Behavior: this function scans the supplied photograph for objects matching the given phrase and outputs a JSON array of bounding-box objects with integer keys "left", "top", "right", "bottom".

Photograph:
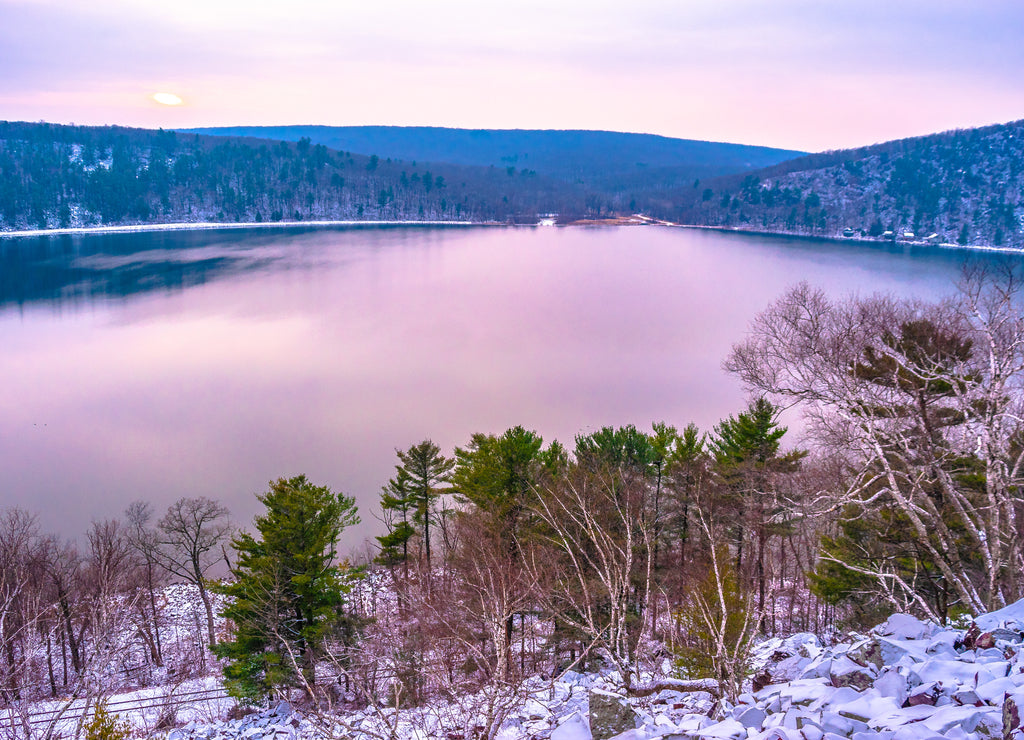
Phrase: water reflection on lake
[{"left": 0, "top": 225, "right": 1014, "bottom": 548}]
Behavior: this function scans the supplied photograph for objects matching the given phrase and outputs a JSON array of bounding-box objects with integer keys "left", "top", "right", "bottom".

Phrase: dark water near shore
[{"left": 0, "top": 225, "right": 1014, "bottom": 547}]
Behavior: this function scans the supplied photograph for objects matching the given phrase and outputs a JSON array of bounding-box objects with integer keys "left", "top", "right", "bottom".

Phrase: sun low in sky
[
  {"left": 151, "top": 92, "right": 184, "bottom": 106},
  {"left": 2, "top": 0, "right": 1023, "bottom": 152}
]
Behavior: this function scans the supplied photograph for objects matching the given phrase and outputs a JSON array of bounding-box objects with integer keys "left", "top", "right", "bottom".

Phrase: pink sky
[{"left": 2, "top": 0, "right": 1022, "bottom": 152}]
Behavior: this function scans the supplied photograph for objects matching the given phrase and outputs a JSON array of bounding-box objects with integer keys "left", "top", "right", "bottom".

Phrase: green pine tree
[
  {"left": 215, "top": 475, "right": 360, "bottom": 702},
  {"left": 452, "top": 426, "right": 544, "bottom": 540},
  {"left": 712, "top": 398, "right": 805, "bottom": 631},
  {"left": 376, "top": 467, "right": 416, "bottom": 575},
  {"left": 393, "top": 440, "right": 454, "bottom": 569},
  {"left": 451, "top": 426, "right": 547, "bottom": 672}
]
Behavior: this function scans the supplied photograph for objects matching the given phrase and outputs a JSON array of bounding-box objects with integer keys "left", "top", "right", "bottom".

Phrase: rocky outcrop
[{"left": 589, "top": 689, "right": 639, "bottom": 740}]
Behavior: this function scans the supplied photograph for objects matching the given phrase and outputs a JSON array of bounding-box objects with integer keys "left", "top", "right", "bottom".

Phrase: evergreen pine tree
[
  {"left": 215, "top": 475, "right": 360, "bottom": 702},
  {"left": 375, "top": 468, "right": 416, "bottom": 576},
  {"left": 451, "top": 426, "right": 546, "bottom": 670},
  {"left": 393, "top": 440, "right": 454, "bottom": 569},
  {"left": 712, "top": 398, "right": 805, "bottom": 631},
  {"left": 452, "top": 426, "right": 544, "bottom": 540}
]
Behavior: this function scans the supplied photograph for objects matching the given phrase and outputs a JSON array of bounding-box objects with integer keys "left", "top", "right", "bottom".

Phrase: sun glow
[{"left": 152, "top": 92, "right": 184, "bottom": 106}]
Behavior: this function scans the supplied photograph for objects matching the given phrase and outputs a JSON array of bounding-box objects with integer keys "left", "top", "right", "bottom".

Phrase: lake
[{"left": 0, "top": 224, "right": 1013, "bottom": 549}]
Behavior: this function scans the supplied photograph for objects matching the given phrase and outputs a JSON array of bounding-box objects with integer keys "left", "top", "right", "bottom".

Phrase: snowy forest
[
  {"left": 2, "top": 270, "right": 1024, "bottom": 740},
  {"left": 682, "top": 120, "right": 1024, "bottom": 249},
  {"left": 0, "top": 122, "right": 602, "bottom": 229},
  {"left": 4, "top": 118, "right": 1024, "bottom": 253}
]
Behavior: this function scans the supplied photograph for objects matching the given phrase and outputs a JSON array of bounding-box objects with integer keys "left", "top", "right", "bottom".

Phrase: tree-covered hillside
[
  {"left": 6, "top": 118, "right": 1023, "bottom": 251},
  {"left": 0, "top": 122, "right": 605, "bottom": 230},
  {"left": 680, "top": 118, "right": 1024, "bottom": 249},
  {"left": 182, "top": 125, "right": 805, "bottom": 189}
]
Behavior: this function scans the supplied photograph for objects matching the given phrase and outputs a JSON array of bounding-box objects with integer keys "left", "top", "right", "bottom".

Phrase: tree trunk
[
  {"left": 59, "top": 593, "right": 81, "bottom": 674},
  {"left": 45, "top": 628, "right": 57, "bottom": 697},
  {"left": 757, "top": 518, "right": 766, "bottom": 634},
  {"left": 196, "top": 577, "right": 217, "bottom": 648},
  {"left": 147, "top": 562, "right": 163, "bottom": 666}
]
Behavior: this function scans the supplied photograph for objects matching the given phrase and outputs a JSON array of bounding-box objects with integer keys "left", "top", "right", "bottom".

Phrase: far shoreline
[
  {"left": 0, "top": 219, "right": 486, "bottom": 239},
  {"left": 2, "top": 218, "right": 1022, "bottom": 257},
  {"left": 677, "top": 223, "right": 1024, "bottom": 257}
]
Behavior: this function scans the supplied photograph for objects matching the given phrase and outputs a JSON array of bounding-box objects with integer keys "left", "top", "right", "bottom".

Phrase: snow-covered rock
[
  {"left": 553, "top": 711, "right": 594, "bottom": 740},
  {"left": 590, "top": 690, "right": 640, "bottom": 740},
  {"left": 974, "top": 600, "right": 1024, "bottom": 633},
  {"left": 830, "top": 655, "right": 877, "bottom": 690},
  {"left": 874, "top": 614, "right": 939, "bottom": 642},
  {"left": 152, "top": 599, "right": 1024, "bottom": 740}
]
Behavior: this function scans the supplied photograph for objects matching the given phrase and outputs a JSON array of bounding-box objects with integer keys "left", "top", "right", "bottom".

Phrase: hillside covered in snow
[{"left": 678, "top": 119, "right": 1024, "bottom": 249}]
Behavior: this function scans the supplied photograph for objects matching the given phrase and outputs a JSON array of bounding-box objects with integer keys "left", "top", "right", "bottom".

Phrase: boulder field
[{"left": 168, "top": 600, "right": 1024, "bottom": 740}]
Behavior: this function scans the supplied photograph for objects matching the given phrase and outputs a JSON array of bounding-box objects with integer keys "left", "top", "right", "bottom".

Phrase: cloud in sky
[{"left": 1, "top": 0, "right": 1022, "bottom": 151}]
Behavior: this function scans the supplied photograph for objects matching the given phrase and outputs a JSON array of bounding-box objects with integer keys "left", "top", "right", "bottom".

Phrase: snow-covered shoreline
[
  {"left": 3, "top": 220, "right": 1022, "bottom": 259},
  {"left": 0, "top": 220, "right": 484, "bottom": 239},
  {"left": 679, "top": 224, "right": 1024, "bottom": 256}
]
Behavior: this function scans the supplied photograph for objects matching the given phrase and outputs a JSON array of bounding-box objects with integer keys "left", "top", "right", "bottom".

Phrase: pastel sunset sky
[{"left": 2, "top": 0, "right": 1022, "bottom": 152}]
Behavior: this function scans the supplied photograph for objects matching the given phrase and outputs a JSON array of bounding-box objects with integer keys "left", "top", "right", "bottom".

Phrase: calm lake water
[{"left": 0, "top": 225, "right": 1015, "bottom": 548}]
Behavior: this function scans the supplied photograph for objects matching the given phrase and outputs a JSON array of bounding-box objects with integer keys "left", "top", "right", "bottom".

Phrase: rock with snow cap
[
  {"left": 978, "top": 677, "right": 1019, "bottom": 704},
  {"left": 919, "top": 703, "right": 994, "bottom": 734},
  {"left": 954, "top": 688, "right": 982, "bottom": 706},
  {"left": 774, "top": 655, "right": 813, "bottom": 683},
  {"left": 874, "top": 669, "right": 909, "bottom": 707},
  {"left": 785, "top": 633, "right": 822, "bottom": 659},
  {"left": 774, "top": 678, "right": 832, "bottom": 707},
  {"left": 735, "top": 705, "right": 767, "bottom": 729},
  {"left": 890, "top": 724, "right": 946, "bottom": 740},
  {"left": 874, "top": 614, "right": 938, "bottom": 641},
  {"left": 975, "top": 598, "right": 1024, "bottom": 633},
  {"left": 1005, "top": 691, "right": 1024, "bottom": 740},
  {"left": 606, "top": 730, "right": 650, "bottom": 740},
  {"left": 992, "top": 628, "right": 1024, "bottom": 645},
  {"left": 829, "top": 655, "right": 877, "bottom": 691},
  {"left": 589, "top": 689, "right": 638, "bottom": 740},
  {"left": 817, "top": 709, "right": 868, "bottom": 737},
  {"left": 670, "top": 713, "right": 714, "bottom": 736},
  {"left": 978, "top": 633, "right": 1000, "bottom": 650},
  {"left": 696, "top": 718, "right": 747, "bottom": 740},
  {"left": 832, "top": 691, "right": 902, "bottom": 723},
  {"left": 653, "top": 689, "right": 689, "bottom": 707},
  {"left": 927, "top": 631, "right": 961, "bottom": 657},
  {"left": 799, "top": 655, "right": 833, "bottom": 681},
  {"left": 756, "top": 728, "right": 804, "bottom": 740},
  {"left": 848, "top": 639, "right": 885, "bottom": 670}
]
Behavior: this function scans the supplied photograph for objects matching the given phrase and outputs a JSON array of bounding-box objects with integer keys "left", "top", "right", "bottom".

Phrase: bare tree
[
  {"left": 154, "top": 498, "right": 231, "bottom": 648},
  {"left": 0, "top": 510, "right": 47, "bottom": 704},
  {"left": 673, "top": 510, "right": 760, "bottom": 706},
  {"left": 83, "top": 520, "right": 135, "bottom": 617},
  {"left": 527, "top": 464, "right": 655, "bottom": 691},
  {"left": 726, "top": 274, "right": 1024, "bottom": 617},
  {"left": 124, "top": 502, "right": 165, "bottom": 667},
  {"left": 40, "top": 538, "right": 84, "bottom": 681}
]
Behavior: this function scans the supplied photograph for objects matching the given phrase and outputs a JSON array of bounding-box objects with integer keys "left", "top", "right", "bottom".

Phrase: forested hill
[
  {"left": 0, "top": 121, "right": 608, "bottom": 231},
  {"left": 678, "top": 118, "right": 1024, "bottom": 249},
  {"left": 181, "top": 125, "right": 806, "bottom": 190},
  {"left": 8, "top": 118, "right": 1022, "bottom": 247}
]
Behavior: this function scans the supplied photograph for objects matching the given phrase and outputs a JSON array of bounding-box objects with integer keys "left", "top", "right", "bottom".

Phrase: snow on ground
[
  {"left": 153, "top": 602, "right": 1024, "bottom": 740},
  {"left": 0, "top": 677, "right": 230, "bottom": 738},
  {"left": 12, "top": 590, "right": 1024, "bottom": 740}
]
